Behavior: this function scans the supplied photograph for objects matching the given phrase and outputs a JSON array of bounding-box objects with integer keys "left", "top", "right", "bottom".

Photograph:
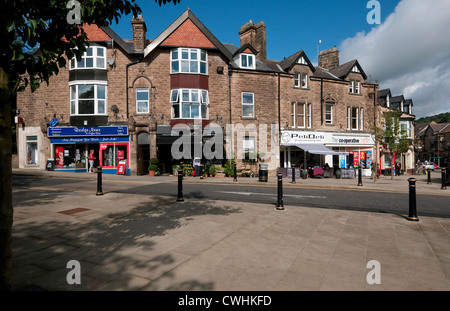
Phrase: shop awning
[{"left": 284, "top": 144, "right": 349, "bottom": 155}]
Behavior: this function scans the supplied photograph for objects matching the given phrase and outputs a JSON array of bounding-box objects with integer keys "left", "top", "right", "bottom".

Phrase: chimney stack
[
  {"left": 131, "top": 14, "right": 147, "bottom": 51},
  {"left": 238, "top": 20, "right": 267, "bottom": 62},
  {"left": 318, "top": 47, "right": 340, "bottom": 70}
]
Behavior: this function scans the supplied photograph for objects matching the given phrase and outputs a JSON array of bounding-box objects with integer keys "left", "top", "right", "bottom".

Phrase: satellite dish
[{"left": 107, "top": 58, "right": 115, "bottom": 66}]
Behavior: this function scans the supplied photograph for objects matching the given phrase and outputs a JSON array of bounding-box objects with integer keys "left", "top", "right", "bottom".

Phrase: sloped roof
[
  {"left": 329, "top": 59, "right": 368, "bottom": 80},
  {"left": 311, "top": 67, "right": 341, "bottom": 80},
  {"left": 378, "top": 88, "right": 391, "bottom": 98},
  {"left": 144, "top": 9, "right": 232, "bottom": 60},
  {"left": 276, "top": 50, "right": 316, "bottom": 73},
  {"left": 390, "top": 95, "right": 405, "bottom": 103},
  {"left": 224, "top": 43, "right": 279, "bottom": 72}
]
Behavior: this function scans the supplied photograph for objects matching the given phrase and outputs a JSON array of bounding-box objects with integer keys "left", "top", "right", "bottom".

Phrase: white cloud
[{"left": 339, "top": 0, "right": 450, "bottom": 118}]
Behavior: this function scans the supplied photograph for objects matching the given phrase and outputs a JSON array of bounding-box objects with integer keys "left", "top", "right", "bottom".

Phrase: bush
[
  {"left": 208, "top": 165, "right": 216, "bottom": 176},
  {"left": 148, "top": 164, "right": 158, "bottom": 171},
  {"left": 150, "top": 158, "right": 159, "bottom": 165}
]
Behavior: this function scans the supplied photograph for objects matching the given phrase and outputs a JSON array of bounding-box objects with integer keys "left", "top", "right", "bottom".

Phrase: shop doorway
[
  {"left": 87, "top": 144, "right": 100, "bottom": 170},
  {"left": 137, "top": 132, "right": 150, "bottom": 175}
]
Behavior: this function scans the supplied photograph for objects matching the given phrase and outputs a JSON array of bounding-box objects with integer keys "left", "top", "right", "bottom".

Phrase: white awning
[{"left": 283, "top": 144, "right": 349, "bottom": 155}]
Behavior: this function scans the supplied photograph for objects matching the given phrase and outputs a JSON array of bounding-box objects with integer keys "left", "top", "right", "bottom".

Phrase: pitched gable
[{"left": 161, "top": 18, "right": 215, "bottom": 49}]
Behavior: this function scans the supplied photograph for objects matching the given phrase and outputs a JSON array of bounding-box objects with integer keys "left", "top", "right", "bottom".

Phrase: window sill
[
  {"left": 241, "top": 116, "right": 257, "bottom": 120},
  {"left": 294, "top": 86, "right": 310, "bottom": 90}
]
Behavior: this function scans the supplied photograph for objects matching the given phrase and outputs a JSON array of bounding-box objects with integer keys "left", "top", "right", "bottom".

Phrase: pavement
[{"left": 10, "top": 168, "right": 450, "bottom": 291}]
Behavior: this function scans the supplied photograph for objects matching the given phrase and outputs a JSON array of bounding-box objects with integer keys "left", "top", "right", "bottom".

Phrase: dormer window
[
  {"left": 240, "top": 53, "right": 255, "bottom": 69},
  {"left": 297, "top": 56, "right": 307, "bottom": 65},
  {"left": 70, "top": 46, "right": 106, "bottom": 70},
  {"left": 351, "top": 65, "right": 360, "bottom": 73}
]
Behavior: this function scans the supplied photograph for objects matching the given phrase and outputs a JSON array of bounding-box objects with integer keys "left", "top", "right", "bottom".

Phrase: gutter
[{"left": 125, "top": 57, "right": 143, "bottom": 118}]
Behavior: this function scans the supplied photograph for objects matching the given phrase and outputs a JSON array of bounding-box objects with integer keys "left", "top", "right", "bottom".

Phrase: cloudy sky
[
  {"left": 339, "top": 0, "right": 450, "bottom": 118},
  {"left": 112, "top": 0, "right": 449, "bottom": 119}
]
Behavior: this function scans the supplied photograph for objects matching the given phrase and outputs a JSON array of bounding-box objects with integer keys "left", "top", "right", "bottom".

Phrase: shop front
[
  {"left": 48, "top": 126, "right": 130, "bottom": 174},
  {"left": 280, "top": 130, "right": 375, "bottom": 176}
]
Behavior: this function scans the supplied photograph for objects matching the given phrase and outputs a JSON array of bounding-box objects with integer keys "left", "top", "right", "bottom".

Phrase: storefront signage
[
  {"left": 48, "top": 117, "right": 59, "bottom": 127},
  {"left": 281, "top": 131, "right": 375, "bottom": 146},
  {"left": 48, "top": 126, "right": 128, "bottom": 137},
  {"left": 50, "top": 137, "right": 129, "bottom": 144}
]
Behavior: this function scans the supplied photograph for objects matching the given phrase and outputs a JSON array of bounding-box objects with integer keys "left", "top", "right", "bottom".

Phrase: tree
[
  {"left": 0, "top": 0, "right": 180, "bottom": 291},
  {"left": 382, "top": 110, "right": 412, "bottom": 179}
]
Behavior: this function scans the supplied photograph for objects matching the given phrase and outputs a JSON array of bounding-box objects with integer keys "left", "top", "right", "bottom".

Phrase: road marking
[{"left": 216, "top": 191, "right": 326, "bottom": 199}]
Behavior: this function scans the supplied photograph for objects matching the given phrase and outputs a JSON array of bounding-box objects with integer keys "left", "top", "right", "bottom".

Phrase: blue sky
[{"left": 109, "top": 0, "right": 450, "bottom": 118}]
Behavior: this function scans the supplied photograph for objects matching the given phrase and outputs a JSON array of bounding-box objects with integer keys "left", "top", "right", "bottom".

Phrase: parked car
[{"left": 420, "top": 161, "right": 436, "bottom": 171}]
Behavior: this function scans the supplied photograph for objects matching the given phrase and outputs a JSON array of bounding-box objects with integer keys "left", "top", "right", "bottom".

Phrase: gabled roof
[
  {"left": 144, "top": 9, "right": 232, "bottom": 60},
  {"left": 428, "top": 122, "right": 450, "bottom": 134},
  {"left": 311, "top": 66, "right": 341, "bottom": 80},
  {"left": 100, "top": 26, "right": 143, "bottom": 55},
  {"left": 377, "top": 88, "right": 391, "bottom": 98},
  {"left": 278, "top": 50, "right": 315, "bottom": 73},
  {"left": 404, "top": 99, "right": 413, "bottom": 106},
  {"left": 224, "top": 43, "right": 279, "bottom": 73},
  {"left": 232, "top": 43, "right": 258, "bottom": 57},
  {"left": 390, "top": 95, "right": 405, "bottom": 103},
  {"left": 329, "top": 59, "right": 368, "bottom": 80}
]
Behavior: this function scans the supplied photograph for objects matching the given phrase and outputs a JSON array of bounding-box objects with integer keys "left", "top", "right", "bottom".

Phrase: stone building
[{"left": 16, "top": 9, "right": 382, "bottom": 177}]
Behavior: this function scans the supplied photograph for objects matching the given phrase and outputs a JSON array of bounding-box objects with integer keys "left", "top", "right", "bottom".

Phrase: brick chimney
[
  {"left": 131, "top": 14, "right": 147, "bottom": 51},
  {"left": 318, "top": 47, "right": 340, "bottom": 70},
  {"left": 238, "top": 20, "right": 267, "bottom": 61}
]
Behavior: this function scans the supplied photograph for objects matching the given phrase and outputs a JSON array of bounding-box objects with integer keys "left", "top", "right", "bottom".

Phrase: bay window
[
  {"left": 70, "top": 46, "right": 106, "bottom": 70},
  {"left": 170, "top": 89, "right": 209, "bottom": 119},
  {"left": 171, "top": 48, "right": 208, "bottom": 74},
  {"left": 70, "top": 83, "right": 107, "bottom": 115}
]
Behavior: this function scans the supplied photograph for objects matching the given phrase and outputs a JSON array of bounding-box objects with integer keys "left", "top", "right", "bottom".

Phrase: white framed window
[
  {"left": 347, "top": 107, "right": 363, "bottom": 131},
  {"left": 294, "top": 73, "right": 308, "bottom": 88},
  {"left": 401, "top": 121, "right": 412, "bottom": 138},
  {"left": 136, "top": 88, "right": 149, "bottom": 114},
  {"left": 325, "top": 103, "right": 333, "bottom": 124},
  {"left": 171, "top": 48, "right": 208, "bottom": 74},
  {"left": 26, "top": 136, "right": 38, "bottom": 165},
  {"left": 240, "top": 53, "right": 255, "bottom": 69},
  {"left": 170, "top": 89, "right": 208, "bottom": 119},
  {"left": 242, "top": 92, "right": 254, "bottom": 117},
  {"left": 69, "top": 83, "right": 107, "bottom": 115},
  {"left": 70, "top": 46, "right": 106, "bottom": 70},
  {"left": 291, "top": 102, "right": 311, "bottom": 129},
  {"left": 349, "top": 80, "right": 361, "bottom": 94},
  {"left": 243, "top": 136, "right": 256, "bottom": 159}
]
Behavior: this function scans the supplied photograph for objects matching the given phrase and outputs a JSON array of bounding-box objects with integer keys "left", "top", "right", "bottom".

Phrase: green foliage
[
  {"left": 150, "top": 157, "right": 159, "bottom": 165},
  {"left": 416, "top": 112, "right": 450, "bottom": 124}
]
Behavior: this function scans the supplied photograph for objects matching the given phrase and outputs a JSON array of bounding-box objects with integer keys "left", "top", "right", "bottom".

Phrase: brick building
[{"left": 16, "top": 9, "right": 381, "bottom": 176}]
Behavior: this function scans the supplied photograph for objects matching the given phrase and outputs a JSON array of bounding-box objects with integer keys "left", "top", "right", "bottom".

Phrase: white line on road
[{"left": 216, "top": 191, "right": 326, "bottom": 199}]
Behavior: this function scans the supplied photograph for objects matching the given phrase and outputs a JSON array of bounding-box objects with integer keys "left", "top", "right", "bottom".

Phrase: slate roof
[{"left": 329, "top": 59, "right": 368, "bottom": 80}]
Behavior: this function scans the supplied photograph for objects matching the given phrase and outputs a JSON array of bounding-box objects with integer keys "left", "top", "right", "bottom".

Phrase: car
[{"left": 420, "top": 161, "right": 436, "bottom": 171}]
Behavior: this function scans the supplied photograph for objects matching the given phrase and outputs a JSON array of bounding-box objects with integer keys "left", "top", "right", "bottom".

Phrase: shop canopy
[{"left": 284, "top": 144, "right": 349, "bottom": 155}]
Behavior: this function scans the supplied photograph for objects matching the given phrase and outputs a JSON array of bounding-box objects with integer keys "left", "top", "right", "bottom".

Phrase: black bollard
[
  {"left": 442, "top": 168, "right": 447, "bottom": 190},
  {"left": 96, "top": 166, "right": 103, "bottom": 195},
  {"left": 407, "top": 178, "right": 419, "bottom": 221},
  {"left": 200, "top": 164, "right": 203, "bottom": 180},
  {"left": 291, "top": 167, "right": 296, "bottom": 184},
  {"left": 427, "top": 169, "right": 431, "bottom": 184},
  {"left": 358, "top": 167, "right": 363, "bottom": 186},
  {"left": 276, "top": 173, "right": 284, "bottom": 210},
  {"left": 177, "top": 168, "right": 184, "bottom": 202},
  {"left": 233, "top": 164, "right": 237, "bottom": 182}
]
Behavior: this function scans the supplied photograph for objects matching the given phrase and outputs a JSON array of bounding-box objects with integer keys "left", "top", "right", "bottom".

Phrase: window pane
[
  {"left": 242, "top": 105, "right": 253, "bottom": 117},
  {"left": 242, "top": 93, "right": 253, "bottom": 104},
  {"left": 201, "top": 90, "right": 208, "bottom": 103},
  {"left": 71, "top": 100, "right": 76, "bottom": 114},
  {"left": 190, "top": 60, "right": 198, "bottom": 73},
  {"left": 96, "top": 57, "right": 105, "bottom": 68},
  {"left": 71, "top": 86, "right": 76, "bottom": 100},
  {"left": 182, "top": 103, "right": 190, "bottom": 118},
  {"left": 172, "top": 61, "right": 179, "bottom": 73},
  {"left": 191, "top": 103, "right": 199, "bottom": 118},
  {"left": 77, "top": 58, "right": 85, "bottom": 68},
  {"left": 172, "top": 49, "right": 178, "bottom": 60},
  {"left": 182, "top": 90, "right": 190, "bottom": 102},
  {"left": 181, "top": 49, "right": 189, "bottom": 60},
  {"left": 97, "top": 47, "right": 104, "bottom": 57},
  {"left": 98, "top": 100, "right": 105, "bottom": 114},
  {"left": 137, "top": 101, "right": 148, "bottom": 113},
  {"left": 190, "top": 50, "right": 198, "bottom": 60},
  {"left": 301, "top": 74, "right": 307, "bottom": 87},
  {"left": 86, "top": 47, "right": 93, "bottom": 57},
  {"left": 248, "top": 55, "right": 253, "bottom": 67},
  {"left": 137, "top": 89, "right": 148, "bottom": 101},
  {"left": 181, "top": 60, "right": 189, "bottom": 72},
  {"left": 97, "top": 85, "right": 106, "bottom": 99},
  {"left": 201, "top": 50, "right": 207, "bottom": 61},
  {"left": 78, "top": 100, "right": 95, "bottom": 114},
  {"left": 85, "top": 58, "right": 94, "bottom": 68},
  {"left": 78, "top": 85, "right": 94, "bottom": 99},
  {"left": 241, "top": 55, "right": 247, "bottom": 67},
  {"left": 201, "top": 104, "right": 207, "bottom": 119},
  {"left": 191, "top": 90, "right": 199, "bottom": 102},
  {"left": 170, "top": 89, "right": 179, "bottom": 102},
  {"left": 200, "top": 62, "right": 207, "bottom": 74}
]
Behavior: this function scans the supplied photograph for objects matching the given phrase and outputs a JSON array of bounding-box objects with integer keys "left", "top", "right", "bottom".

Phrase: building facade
[{"left": 17, "top": 9, "right": 387, "bottom": 176}]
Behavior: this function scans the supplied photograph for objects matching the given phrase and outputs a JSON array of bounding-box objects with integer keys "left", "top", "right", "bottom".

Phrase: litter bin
[
  {"left": 259, "top": 164, "right": 268, "bottom": 182},
  {"left": 46, "top": 158, "right": 55, "bottom": 171}
]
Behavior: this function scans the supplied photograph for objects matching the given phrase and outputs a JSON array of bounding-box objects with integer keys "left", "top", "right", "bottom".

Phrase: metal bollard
[
  {"left": 200, "top": 164, "right": 203, "bottom": 180},
  {"left": 276, "top": 173, "right": 284, "bottom": 210},
  {"left": 442, "top": 168, "right": 447, "bottom": 190},
  {"left": 233, "top": 164, "right": 237, "bottom": 182},
  {"left": 358, "top": 167, "right": 363, "bottom": 186},
  {"left": 96, "top": 166, "right": 103, "bottom": 195},
  {"left": 407, "top": 178, "right": 419, "bottom": 221},
  {"left": 427, "top": 169, "right": 431, "bottom": 184},
  {"left": 177, "top": 168, "right": 184, "bottom": 202},
  {"left": 291, "top": 167, "right": 296, "bottom": 184}
]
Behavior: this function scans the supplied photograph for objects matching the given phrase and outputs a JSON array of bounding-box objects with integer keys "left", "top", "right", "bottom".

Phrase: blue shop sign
[
  {"left": 48, "top": 118, "right": 59, "bottom": 127},
  {"left": 50, "top": 136, "right": 130, "bottom": 144},
  {"left": 48, "top": 126, "right": 128, "bottom": 137}
]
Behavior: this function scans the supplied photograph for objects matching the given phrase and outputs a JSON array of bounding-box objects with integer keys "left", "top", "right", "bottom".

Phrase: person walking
[
  {"left": 88, "top": 149, "right": 96, "bottom": 173},
  {"left": 193, "top": 156, "right": 201, "bottom": 177}
]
